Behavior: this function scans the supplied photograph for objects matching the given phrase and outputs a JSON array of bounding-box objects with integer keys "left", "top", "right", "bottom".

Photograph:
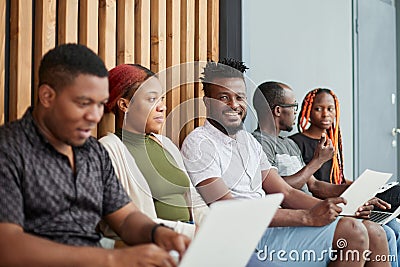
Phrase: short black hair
[
  {"left": 253, "top": 81, "right": 288, "bottom": 113},
  {"left": 38, "top": 43, "right": 108, "bottom": 91},
  {"left": 200, "top": 58, "right": 248, "bottom": 97}
]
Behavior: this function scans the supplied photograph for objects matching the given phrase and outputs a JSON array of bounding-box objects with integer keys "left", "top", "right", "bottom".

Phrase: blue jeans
[
  {"left": 256, "top": 219, "right": 339, "bottom": 267},
  {"left": 383, "top": 219, "right": 400, "bottom": 267}
]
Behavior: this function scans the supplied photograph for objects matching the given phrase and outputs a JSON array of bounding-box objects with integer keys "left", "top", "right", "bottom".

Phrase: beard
[
  {"left": 208, "top": 111, "right": 247, "bottom": 136},
  {"left": 285, "top": 125, "right": 293, "bottom": 132},
  {"left": 208, "top": 118, "right": 244, "bottom": 136}
]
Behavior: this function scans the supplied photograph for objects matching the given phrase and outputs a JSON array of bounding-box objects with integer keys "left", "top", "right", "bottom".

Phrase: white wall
[{"left": 242, "top": 0, "right": 354, "bottom": 179}]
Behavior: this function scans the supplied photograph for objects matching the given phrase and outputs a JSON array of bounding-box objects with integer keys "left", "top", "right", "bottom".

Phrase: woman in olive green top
[{"left": 104, "top": 64, "right": 196, "bottom": 224}]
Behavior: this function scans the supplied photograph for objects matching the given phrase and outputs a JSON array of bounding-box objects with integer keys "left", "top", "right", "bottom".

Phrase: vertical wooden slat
[
  {"left": 79, "top": 0, "right": 99, "bottom": 137},
  {"left": 0, "top": 0, "right": 5, "bottom": 124},
  {"left": 179, "top": 0, "right": 195, "bottom": 145},
  {"left": 58, "top": 0, "right": 78, "bottom": 44},
  {"left": 135, "top": 0, "right": 151, "bottom": 68},
  {"left": 117, "top": 0, "right": 134, "bottom": 64},
  {"left": 150, "top": 0, "right": 166, "bottom": 73},
  {"left": 79, "top": 0, "right": 99, "bottom": 52},
  {"left": 207, "top": 0, "right": 218, "bottom": 61},
  {"left": 9, "top": 0, "right": 32, "bottom": 121},
  {"left": 98, "top": 0, "right": 117, "bottom": 138},
  {"left": 194, "top": 0, "right": 207, "bottom": 127},
  {"left": 165, "top": 0, "right": 180, "bottom": 144},
  {"left": 150, "top": 0, "right": 167, "bottom": 137},
  {"left": 34, "top": 0, "right": 56, "bottom": 105}
]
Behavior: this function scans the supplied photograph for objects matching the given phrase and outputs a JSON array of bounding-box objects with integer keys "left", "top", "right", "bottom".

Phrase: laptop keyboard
[{"left": 370, "top": 211, "right": 392, "bottom": 223}]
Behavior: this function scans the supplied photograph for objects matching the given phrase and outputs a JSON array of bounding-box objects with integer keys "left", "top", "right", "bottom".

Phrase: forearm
[
  {"left": 116, "top": 210, "right": 157, "bottom": 245},
  {"left": 282, "top": 158, "right": 324, "bottom": 190},
  {"left": 281, "top": 187, "right": 321, "bottom": 210},
  {"left": 308, "top": 180, "right": 349, "bottom": 199},
  {"left": 269, "top": 209, "right": 312, "bottom": 227},
  {"left": 0, "top": 226, "right": 113, "bottom": 267}
]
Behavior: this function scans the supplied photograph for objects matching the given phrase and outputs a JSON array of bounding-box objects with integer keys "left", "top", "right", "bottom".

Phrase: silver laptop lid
[
  {"left": 338, "top": 169, "right": 392, "bottom": 216},
  {"left": 179, "top": 193, "right": 284, "bottom": 267}
]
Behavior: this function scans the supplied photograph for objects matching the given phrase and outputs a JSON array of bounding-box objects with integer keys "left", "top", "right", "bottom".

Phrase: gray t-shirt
[{"left": 252, "top": 129, "right": 312, "bottom": 195}]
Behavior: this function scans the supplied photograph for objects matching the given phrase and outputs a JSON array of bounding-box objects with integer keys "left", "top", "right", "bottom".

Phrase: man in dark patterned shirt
[{"left": 0, "top": 44, "right": 189, "bottom": 266}]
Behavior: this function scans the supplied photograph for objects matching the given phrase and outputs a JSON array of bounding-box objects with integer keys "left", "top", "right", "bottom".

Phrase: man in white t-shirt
[{"left": 181, "top": 59, "right": 390, "bottom": 267}]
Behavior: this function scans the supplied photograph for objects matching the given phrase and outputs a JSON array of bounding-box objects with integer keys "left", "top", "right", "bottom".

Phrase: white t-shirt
[{"left": 181, "top": 120, "right": 275, "bottom": 199}]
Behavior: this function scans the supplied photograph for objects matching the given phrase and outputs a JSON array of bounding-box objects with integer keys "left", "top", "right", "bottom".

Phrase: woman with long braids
[
  {"left": 290, "top": 88, "right": 344, "bottom": 185},
  {"left": 290, "top": 88, "right": 400, "bottom": 206},
  {"left": 291, "top": 88, "right": 400, "bottom": 267}
]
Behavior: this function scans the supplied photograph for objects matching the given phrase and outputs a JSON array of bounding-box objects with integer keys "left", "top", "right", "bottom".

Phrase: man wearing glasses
[{"left": 252, "top": 81, "right": 349, "bottom": 198}]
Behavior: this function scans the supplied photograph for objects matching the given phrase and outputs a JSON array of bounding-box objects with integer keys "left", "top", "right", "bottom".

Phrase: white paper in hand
[{"left": 338, "top": 169, "right": 392, "bottom": 216}]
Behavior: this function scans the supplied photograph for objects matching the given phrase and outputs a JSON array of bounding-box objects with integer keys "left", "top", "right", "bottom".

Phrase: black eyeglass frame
[{"left": 276, "top": 102, "right": 299, "bottom": 111}]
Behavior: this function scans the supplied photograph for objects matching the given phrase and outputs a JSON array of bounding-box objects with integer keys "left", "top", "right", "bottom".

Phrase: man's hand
[
  {"left": 306, "top": 197, "right": 346, "bottom": 226},
  {"left": 313, "top": 133, "right": 334, "bottom": 164},
  {"left": 111, "top": 244, "right": 178, "bottom": 267},
  {"left": 355, "top": 197, "right": 391, "bottom": 219},
  {"left": 153, "top": 226, "right": 191, "bottom": 260}
]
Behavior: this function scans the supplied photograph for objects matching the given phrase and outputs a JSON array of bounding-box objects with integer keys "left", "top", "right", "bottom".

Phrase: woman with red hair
[
  {"left": 291, "top": 88, "right": 400, "bottom": 267},
  {"left": 99, "top": 64, "right": 207, "bottom": 245}
]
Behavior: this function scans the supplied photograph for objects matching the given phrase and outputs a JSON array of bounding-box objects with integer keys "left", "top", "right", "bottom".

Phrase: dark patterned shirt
[{"left": 0, "top": 109, "right": 131, "bottom": 246}]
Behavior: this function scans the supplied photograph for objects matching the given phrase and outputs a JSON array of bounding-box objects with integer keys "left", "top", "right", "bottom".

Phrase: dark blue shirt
[{"left": 0, "top": 109, "right": 130, "bottom": 246}]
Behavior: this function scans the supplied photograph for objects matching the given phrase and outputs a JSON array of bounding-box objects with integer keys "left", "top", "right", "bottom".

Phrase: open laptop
[
  {"left": 368, "top": 181, "right": 400, "bottom": 225},
  {"left": 338, "top": 169, "right": 393, "bottom": 224},
  {"left": 178, "top": 193, "right": 284, "bottom": 267},
  {"left": 369, "top": 206, "right": 400, "bottom": 225}
]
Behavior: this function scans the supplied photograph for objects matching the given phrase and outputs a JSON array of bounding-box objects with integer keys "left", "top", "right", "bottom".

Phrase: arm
[
  {"left": 282, "top": 133, "right": 334, "bottom": 189},
  {"left": 104, "top": 202, "right": 190, "bottom": 253},
  {"left": 195, "top": 177, "right": 234, "bottom": 204},
  {"left": 0, "top": 222, "right": 178, "bottom": 267},
  {"left": 307, "top": 176, "right": 349, "bottom": 199},
  {"left": 0, "top": 222, "right": 113, "bottom": 267},
  {"left": 262, "top": 168, "right": 321, "bottom": 209},
  {"left": 262, "top": 168, "right": 346, "bottom": 227}
]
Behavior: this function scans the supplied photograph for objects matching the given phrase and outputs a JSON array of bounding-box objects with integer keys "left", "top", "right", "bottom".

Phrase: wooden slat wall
[
  {"left": 179, "top": 0, "right": 195, "bottom": 145},
  {"left": 9, "top": 0, "right": 32, "bottom": 121},
  {"left": 194, "top": 0, "right": 207, "bottom": 128},
  {"left": 135, "top": 0, "right": 151, "bottom": 68},
  {"left": 116, "top": 0, "right": 134, "bottom": 65},
  {"left": 79, "top": 0, "right": 99, "bottom": 137},
  {"left": 98, "top": 0, "right": 117, "bottom": 138},
  {"left": 58, "top": 0, "right": 79, "bottom": 44},
  {"left": 34, "top": 0, "right": 57, "bottom": 106},
  {"left": 0, "top": 0, "right": 5, "bottom": 125},
  {"left": 1, "top": 0, "right": 219, "bottom": 144}
]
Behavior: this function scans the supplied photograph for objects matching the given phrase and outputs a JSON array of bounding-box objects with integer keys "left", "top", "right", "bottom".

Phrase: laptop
[
  {"left": 369, "top": 206, "right": 400, "bottom": 225},
  {"left": 338, "top": 169, "right": 392, "bottom": 218},
  {"left": 369, "top": 181, "right": 400, "bottom": 225},
  {"left": 178, "top": 193, "right": 284, "bottom": 267}
]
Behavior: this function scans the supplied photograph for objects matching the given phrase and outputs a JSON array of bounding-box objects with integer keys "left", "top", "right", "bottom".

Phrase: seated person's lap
[{"left": 256, "top": 218, "right": 340, "bottom": 266}]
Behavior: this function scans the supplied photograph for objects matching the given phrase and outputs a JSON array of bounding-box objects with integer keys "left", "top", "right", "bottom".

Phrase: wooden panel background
[{"left": 1, "top": 0, "right": 219, "bottom": 145}]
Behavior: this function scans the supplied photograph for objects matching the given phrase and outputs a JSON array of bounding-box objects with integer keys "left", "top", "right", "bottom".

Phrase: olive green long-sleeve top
[{"left": 118, "top": 129, "right": 190, "bottom": 222}]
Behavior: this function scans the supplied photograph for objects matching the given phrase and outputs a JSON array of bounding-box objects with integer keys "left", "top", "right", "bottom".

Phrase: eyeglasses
[{"left": 277, "top": 102, "right": 298, "bottom": 112}]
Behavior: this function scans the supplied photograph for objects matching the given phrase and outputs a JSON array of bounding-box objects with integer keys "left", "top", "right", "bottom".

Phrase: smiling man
[
  {"left": 0, "top": 44, "right": 189, "bottom": 267},
  {"left": 180, "top": 59, "right": 390, "bottom": 266}
]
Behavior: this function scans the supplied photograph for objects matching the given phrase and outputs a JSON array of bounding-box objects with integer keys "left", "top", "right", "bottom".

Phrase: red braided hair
[
  {"left": 106, "top": 64, "right": 154, "bottom": 114},
  {"left": 297, "top": 88, "right": 344, "bottom": 184}
]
